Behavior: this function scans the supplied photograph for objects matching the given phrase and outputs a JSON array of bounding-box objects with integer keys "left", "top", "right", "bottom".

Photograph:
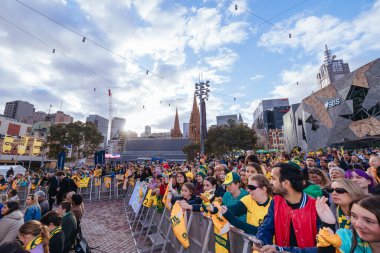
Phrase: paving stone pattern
[{"left": 81, "top": 199, "right": 138, "bottom": 253}]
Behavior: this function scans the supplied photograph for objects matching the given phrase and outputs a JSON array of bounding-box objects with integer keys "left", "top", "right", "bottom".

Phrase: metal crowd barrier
[
  {"left": 0, "top": 176, "right": 126, "bottom": 206},
  {"left": 122, "top": 182, "right": 257, "bottom": 253}
]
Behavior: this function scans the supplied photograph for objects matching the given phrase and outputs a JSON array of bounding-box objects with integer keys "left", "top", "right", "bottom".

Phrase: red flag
[{"left": 108, "top": 89, "right": 112, "bottom": 96}]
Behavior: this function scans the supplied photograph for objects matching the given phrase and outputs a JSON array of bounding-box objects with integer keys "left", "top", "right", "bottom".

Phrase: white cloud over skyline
[{"left": 1, "top": 0, "right": 380, "bottom": 135}]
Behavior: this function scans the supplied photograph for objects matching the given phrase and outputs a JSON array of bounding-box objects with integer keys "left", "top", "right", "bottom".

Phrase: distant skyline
[{"left": 1, "top": 0, "right": 380, "bottom": 133}]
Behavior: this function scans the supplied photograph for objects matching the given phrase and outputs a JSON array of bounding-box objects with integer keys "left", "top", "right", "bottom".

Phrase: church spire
[
  {"left": 189, "top": 94, "right": 200, "bottom": 143},
  {"left": 171, "top": 107, "right": 182, "bottom": 138}
]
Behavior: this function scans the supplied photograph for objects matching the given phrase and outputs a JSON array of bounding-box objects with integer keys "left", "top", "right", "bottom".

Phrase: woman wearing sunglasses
[
  {"left": 219, "top": 174, "right": 273, "bottom": 235},
  {"left": 316, "top": 178, "right": 365, "bottom": 230},
  {"left": 317, "top": 195, "right": 380, "bottom": 253}
]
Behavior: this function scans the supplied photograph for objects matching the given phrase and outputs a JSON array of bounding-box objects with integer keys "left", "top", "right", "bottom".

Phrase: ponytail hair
[
  {"left": 41, "top": 224, "right": 50, "bottom": 253},
  {"left": 19, "top": 220, "right": 50, "bottom": 253}
]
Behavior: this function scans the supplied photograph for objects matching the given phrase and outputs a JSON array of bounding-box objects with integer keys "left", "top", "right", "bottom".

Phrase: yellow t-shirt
[{"left": 240, "top": 195, "right": 272, "bottom": 227}]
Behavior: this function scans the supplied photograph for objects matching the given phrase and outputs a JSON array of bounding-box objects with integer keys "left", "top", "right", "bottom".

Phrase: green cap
[{"left": 223, "top": 172, "right": 241, "bottom": 185}]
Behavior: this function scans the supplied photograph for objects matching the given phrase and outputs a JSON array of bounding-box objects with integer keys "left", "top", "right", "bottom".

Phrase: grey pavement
[{"left": 81, "top": 199, "right": 138, "bottom": 253}]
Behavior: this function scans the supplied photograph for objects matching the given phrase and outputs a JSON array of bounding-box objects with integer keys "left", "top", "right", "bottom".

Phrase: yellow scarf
[
  {"left": 25, "top": 236, "right": 42, "bottom": 250},
  {"left": 50, "top": 226, "right": 62, "bottom": 238}
]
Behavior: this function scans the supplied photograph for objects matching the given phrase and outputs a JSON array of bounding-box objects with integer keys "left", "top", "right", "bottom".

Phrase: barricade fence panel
[{"left": 122, "top": 181, "right": 256, "bottom": 253}]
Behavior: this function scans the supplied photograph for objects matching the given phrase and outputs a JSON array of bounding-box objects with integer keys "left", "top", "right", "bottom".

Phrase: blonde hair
[
  {"left": 27, "top": 193, "right": 40, "bottom": 207},
  {"left": 333, "top": 178, "right": 365, "bottom": 201},
  {"left": 19, "top": 220, "right": 50, "bottom": 253}
]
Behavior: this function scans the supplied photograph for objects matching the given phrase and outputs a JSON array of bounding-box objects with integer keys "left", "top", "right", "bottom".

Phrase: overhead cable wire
[
  {"left": 0, "top": 15, "right": 116, "bottom": 87},
  {"left": 257, "top": 0, "right": 307, "bottom": 25},
  {"left": 233, "top": 2, "right": 292, "bottom": 36},
  {"left": 13, "top": 0, "right": 163, "bottom": 79}
]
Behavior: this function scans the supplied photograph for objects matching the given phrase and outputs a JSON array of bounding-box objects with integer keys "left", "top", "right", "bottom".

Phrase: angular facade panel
[{"left": 284, "top": 58, "right": 380, "bottom": 151}]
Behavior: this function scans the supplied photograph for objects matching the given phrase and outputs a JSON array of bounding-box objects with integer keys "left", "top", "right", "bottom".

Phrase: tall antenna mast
[{"left": 59, "top": 99, "right": 63, "bottom": 111}]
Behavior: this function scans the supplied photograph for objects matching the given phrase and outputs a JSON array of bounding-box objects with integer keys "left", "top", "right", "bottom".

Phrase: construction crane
[{"left": 107, "top": 89, "right": 113, "bottom": 146}]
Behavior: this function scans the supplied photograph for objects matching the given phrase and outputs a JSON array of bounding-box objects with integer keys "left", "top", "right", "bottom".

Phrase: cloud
[
  {"left": 258, "top": 0, "right": 380, "bottom": 59},
  {"left": 259, "top": 0, "right": 380, "bottom": 103},
  {"left": 0, "top": 0, "right": 251, "bottom": 134},
  {"left": 250, "top": 74, "right": 264, "bottom": 82},
  {"left": 270, "top": 64, "right": 318, "bottom": 103}
]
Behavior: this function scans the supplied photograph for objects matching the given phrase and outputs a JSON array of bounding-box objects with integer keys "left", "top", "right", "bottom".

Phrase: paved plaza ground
[{"left": 81, "top": 199, "right": 138, "bottom": 253}]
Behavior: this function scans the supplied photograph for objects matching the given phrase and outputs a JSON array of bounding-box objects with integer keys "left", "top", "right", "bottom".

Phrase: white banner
[{"left": 128, "top": 181, "right": 148, "bottom": 214}]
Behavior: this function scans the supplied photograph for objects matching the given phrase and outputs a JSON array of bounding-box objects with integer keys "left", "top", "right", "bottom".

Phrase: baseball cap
[
  {"left": 185, "top": 172, "right": 194, "bottom": 180},
  {"left": 223, "top": 172, "right": 240, "bottom": 185}
]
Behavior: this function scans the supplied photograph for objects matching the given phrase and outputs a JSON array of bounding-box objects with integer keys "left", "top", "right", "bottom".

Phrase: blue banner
[{"left": 58, "top": 151, "right": 66, "bottom": 170}]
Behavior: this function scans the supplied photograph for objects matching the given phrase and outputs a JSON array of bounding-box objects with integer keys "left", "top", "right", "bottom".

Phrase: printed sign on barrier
[{"left": 128, "top": 181, "right": 148, "bottom": 214}]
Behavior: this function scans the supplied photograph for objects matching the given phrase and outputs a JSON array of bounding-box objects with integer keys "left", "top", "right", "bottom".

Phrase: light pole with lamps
[{"left": 195, "top": 80, "right": 210, "bottom": 155}]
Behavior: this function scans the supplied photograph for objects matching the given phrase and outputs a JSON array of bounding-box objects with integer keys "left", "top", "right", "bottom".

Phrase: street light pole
[{"left": 195, "top": 80, "right": 210, "bottom": 155}]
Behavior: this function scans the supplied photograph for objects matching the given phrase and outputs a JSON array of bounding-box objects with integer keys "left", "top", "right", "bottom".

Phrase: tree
[
  {"left": 47, "top": 121, "right": 103, "bottom": 161},
  {"left": 182, "top": 142, "right": 200, "bottom": 161},
  {"left": 205, "top": 120, "right": 258, "bottom": 158}
]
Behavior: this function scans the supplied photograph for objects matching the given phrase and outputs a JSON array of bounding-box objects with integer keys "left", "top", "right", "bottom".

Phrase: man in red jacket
[{"left": 253, "top": 162, "right": 319, "bottom": 253}]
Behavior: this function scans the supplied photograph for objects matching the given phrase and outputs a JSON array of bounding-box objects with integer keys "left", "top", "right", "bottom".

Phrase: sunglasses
[
  {"left": 247, "top": 184, "right": 262, "bottom": 191},
  {"left": 325, "top": 187, "right": 348, "bottom": 194}
]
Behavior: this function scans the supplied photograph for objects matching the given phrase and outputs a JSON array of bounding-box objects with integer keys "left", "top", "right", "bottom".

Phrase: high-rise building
[
  {"left": 182, "top": 123, "right": 189, "bottom": 138},
  {"left": 50, "top": 111, "right": 73, "bottom": 124},
  {"left": 3, "top": 100, "right": 35, "bottom": 121},
  {"left": 171, "top": 108, "right": 182, "bottom": 138},
  {"left": 189, "top": 95, "right": 200, "bottom": 143},
  {"left": 216, "top": 114, "right": 238, "bottom": 126},
  {"left": 86, "top": 114, "right": 109, "bottom": 147},
  {"left": 253, "top": 99, "right": 290, "bottom": 130},
  {"left": 317, "top": 45, "right": 350, "bottom": 89},
  {"left": 24, "top": 111, "right": 47, "bottom": 125},
  {"left": 110, "top": 117, "right": 126, "bottom": 140}
]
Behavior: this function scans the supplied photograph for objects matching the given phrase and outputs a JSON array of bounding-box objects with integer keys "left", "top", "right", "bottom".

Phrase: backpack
[{"left": 75, "top": 226, "right": 91, "bottom": 253}]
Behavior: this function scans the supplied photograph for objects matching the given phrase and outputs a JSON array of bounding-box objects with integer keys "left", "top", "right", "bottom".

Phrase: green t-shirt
[{"left": 222, "top": 188, "right": 248, "bottom": 222}]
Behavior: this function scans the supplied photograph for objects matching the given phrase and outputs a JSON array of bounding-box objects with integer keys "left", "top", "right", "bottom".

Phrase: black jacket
[
  {"left": 48, "top": 176, "right": 59, "bottom": 196},
  {"left": 57, "top": 177, "right": 78, "bottom": 204},
  {"left": 50, "top": 230, "right": 65, "bottom": 253}
]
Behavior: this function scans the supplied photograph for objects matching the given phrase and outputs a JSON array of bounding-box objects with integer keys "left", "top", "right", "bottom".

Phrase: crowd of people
[
  {"left": 0, "top": 168, "right": 84, "bottom": 253},
  {"left": 123, "top": 147, "right": 380, "bottom": 252},
  {"left": 1, "top": 146, "right": 380, "bottom": 252}
]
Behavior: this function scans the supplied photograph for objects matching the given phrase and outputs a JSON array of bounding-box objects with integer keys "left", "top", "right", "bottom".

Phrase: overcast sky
[{"left": 1, "top": 0, "right": 379, "bottom": 134}]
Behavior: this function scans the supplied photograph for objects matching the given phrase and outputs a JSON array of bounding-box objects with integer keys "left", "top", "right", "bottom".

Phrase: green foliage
[
  {"left": 182, "top": 142, "right": 200, "bottom": 161},
  {"left": 205, "top": 120, "right": 258, "bottom": 158},
  {"left": 47, "top": 121, "right": 103, "bottom": 161}
]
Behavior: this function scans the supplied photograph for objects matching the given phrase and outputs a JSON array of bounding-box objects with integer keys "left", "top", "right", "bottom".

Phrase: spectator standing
[
  {"left": 40, "top": 211, "right": 65, "bottom": 253},
  {"left": 47, "top": 173, "right": 59, "bottom": 211},
  {"left": 221, "top": 172, "right": 248, "bottom": 221},
  {"left": 71, "top": 194, "right": 84, "bottom": 226},
  {"left": 35, "top": 191, "right": 49, "bottom": 217},
  {"left": 8, "top": 189, "right": 19, "bottom": 202},
  {"left": 222, "top": 174, "right": 273, "bottom": 234},
  {"left": 57, "top": 201, "right": 77, "bottom": 253},
  {"left": 328, "top": 167, "right": 345, "bottom": 181},
  {"left": 346, "top": 169, "right": 376, "bottom": 195},
  {"left": 57, "top": 172, "right": 77, "bottom": 205},
  {"left": 317, "top": 178, "right": 365, "bottom": 230},
  {"left": 0, "top": 194, "right": 8, "bottom": 219},
  {"left": 0, "top": 201, "right": 24, "bottom": 244},
  {"left": 24, "top": 194, "right": 42, "bottom": 222},
  {"left": 18, "top": 220, "right": 49, "bottom": 253},
  {"left": 253, "top": 163, "right": 319, "bottom": 252}
]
